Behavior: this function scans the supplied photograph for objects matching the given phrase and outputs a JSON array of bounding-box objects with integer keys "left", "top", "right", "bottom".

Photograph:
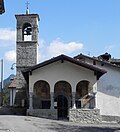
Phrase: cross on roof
[
  {"left": 26, "top": 1, "right": 30, "bottom": 9},
  {"left": 26, "top": 1, "right": 30, "bottom": 14}
]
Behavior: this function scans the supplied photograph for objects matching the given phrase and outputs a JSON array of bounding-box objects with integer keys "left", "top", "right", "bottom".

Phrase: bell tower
[
  {"left": 15, "top": 13, "right": 39, "bottom": 68},
  {"left": 15, "top": 9, "right": 39, "bottom": 106}
]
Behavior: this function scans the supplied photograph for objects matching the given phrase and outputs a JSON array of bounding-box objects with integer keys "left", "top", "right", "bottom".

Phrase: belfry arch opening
[{"left": 22, "top": 23, "right": 32, "bottom": 41}]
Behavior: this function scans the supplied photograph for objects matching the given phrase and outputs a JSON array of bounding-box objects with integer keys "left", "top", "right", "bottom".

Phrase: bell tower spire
[{"left": 26, "top": 1, "right": 30, "bottom": 14}]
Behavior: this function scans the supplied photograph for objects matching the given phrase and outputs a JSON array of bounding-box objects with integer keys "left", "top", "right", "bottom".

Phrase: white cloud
[
  {"left": 0, "top": 28, "right": 16, "bottom": 48},
  {"left": 38, "top": 38, "right": 84, "bottom": 62},
  {"left": 4, "top": 38, "right": 84, "bottom": 63},
  {"left": 0, "top": 28, "right": 16, "bottom": 41},
  {"left": 48, "top": 39, "right": 83, "bottom": 57},
  {"left": 39, "top": 39, "right": 46, "bottom": 49},
  {"left": 4, "top": 50, "right": 16, "bottom": 62}
]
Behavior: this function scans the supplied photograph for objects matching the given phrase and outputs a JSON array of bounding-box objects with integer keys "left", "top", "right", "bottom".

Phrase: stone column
[
  {"left": 93, "top": 93, "right": 96, "bottom": 108},
  {"left": 72, "top": 92, "right": 76, "bottom": 109},
  {"left": 50, "top": 92, "right": 54, "bottom": 109},
  {"left": 93, "top": 84, "right": 97, "bottom": 108},
  {"left": 29, "top": 92, "right": 33, "bottom": 110},
  {"left": 81, "top": 99, "right": 83, "bottom": 108}
]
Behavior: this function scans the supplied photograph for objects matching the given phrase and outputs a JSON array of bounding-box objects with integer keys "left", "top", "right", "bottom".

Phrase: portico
[{"left": 23, "top": 54, "right": 106, "bottom": 121}]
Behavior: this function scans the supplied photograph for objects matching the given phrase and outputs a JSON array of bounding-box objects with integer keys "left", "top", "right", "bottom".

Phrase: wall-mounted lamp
[{"left": 11, "top": 63, "right": 16, "bottom": 70}]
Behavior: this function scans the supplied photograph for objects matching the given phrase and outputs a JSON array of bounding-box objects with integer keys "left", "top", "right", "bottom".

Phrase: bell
[{"left": 25, "top": 27, "right": 32, "bottom": 35}]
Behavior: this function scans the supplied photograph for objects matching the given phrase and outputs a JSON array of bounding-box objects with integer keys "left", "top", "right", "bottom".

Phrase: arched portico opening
[
  {"left": 55, "top": 95, "right": 68, "bottom": 119},
  {"left": 33, "top": 80, "right": 50, "bottom": 109},
  {"left": 76, "top": 80, "right": 90, "bottom": 108},
  {"left": 54, "top": 81, "right": 72, "bottom": 119}
]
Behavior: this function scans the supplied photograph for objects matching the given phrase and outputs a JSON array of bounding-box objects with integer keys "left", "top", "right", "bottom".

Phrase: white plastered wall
[
  {"left": 29, "top": 60, "right": 97, "bottom": 95},
  {"left": 83, "top": 57, "right": 120, "bottom": 116},
  {"left": 96, "top": 65, "right": 120, "bottom": 116}
]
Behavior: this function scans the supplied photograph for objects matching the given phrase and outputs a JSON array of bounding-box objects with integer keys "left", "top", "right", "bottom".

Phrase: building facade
[
  {"left": 22, "top": 55, "right": 106, "bottom": 123},
  {"left": 9, "top": 11, "right": 120, "bottom": 123}
]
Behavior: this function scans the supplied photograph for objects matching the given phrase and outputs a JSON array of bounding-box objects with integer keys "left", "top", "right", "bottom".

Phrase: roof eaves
[
  {"left": 65, "top": 55, "right": 106, "bottom": 73},
  {"left": 22, "top": 54, "right": 107, "bottom": 80},
  {"left": 74, "top": 54, "right": 120, "bottom": 69}
]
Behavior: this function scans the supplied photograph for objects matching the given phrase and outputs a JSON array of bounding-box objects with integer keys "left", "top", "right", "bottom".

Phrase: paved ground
[{"left": 0, "top": 115, "right": 119, "bottom": 132}]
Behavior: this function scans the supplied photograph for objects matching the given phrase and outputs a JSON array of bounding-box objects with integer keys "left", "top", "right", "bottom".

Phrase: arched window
[{"left": 22, "top": 23, "right": 32, "bottom": 41}]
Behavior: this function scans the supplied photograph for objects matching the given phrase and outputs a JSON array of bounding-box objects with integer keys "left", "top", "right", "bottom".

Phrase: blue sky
[{"left": 1, "top": 0, "right": 120, "bottom": 78}]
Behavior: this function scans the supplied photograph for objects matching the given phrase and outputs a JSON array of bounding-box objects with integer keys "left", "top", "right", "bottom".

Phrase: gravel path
[{"left": 0, "top": 115, "right": 119, "bottom": 132}]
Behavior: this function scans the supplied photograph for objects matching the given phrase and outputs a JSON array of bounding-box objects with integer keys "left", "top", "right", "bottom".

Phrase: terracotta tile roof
[
  {"left": 74, "top": 54, "right": 120, "bottom": 68},
  {"left": 22, "top": 54, "right": 107, "bottom": 81}
]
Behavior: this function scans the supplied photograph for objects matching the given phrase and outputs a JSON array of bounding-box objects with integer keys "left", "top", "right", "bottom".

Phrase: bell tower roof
[{"left": 15, "top": 13, "right": 40, "bottom": 21}]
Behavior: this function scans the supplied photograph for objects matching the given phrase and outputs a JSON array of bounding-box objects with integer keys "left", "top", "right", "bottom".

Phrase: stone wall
[
  {"left": 69, "top": 109, "right": 102, "bottom": 124},
  {"left": 17, "top": 42, "right": 37, "bottom": 67},
  {"left": 27, "top": 109, "right": 57, "bottom": 119},
  {"left": 15, "top": 14, "right": 39, "bottom": 107}
]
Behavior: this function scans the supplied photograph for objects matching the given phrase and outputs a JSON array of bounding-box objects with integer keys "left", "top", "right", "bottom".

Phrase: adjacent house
[{"left": 74, "top": 53, "right": 120, "bottom": 122}]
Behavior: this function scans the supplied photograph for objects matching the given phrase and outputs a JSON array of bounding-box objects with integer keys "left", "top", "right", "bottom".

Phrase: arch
[
  {"left": 76, "top": 80, "right": 90, "bottom": 108},
  {"left": 33, "top": 80, "right": 50, "bottom": 109},
  {"left": 76, "top": 80, "right": 90, "bottom": 99},
  {"left": 54, "top": 80, "right": 72, "bottom": 98},
  {"left": 22, "top": 22, "right": 32, "bottom": 41},
  {"left": 54, "top": 81, "right": 72, "bottom": 119}
]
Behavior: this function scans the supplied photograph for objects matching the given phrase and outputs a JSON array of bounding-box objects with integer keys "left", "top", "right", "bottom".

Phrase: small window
[{"left": 93, "top": 60, "right": 96, "bottom": 65}]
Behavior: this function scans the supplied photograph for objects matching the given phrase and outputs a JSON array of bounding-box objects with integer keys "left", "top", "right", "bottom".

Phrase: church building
[{"left": 9, "top": 9, "right": 120, "bottom": 124}]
